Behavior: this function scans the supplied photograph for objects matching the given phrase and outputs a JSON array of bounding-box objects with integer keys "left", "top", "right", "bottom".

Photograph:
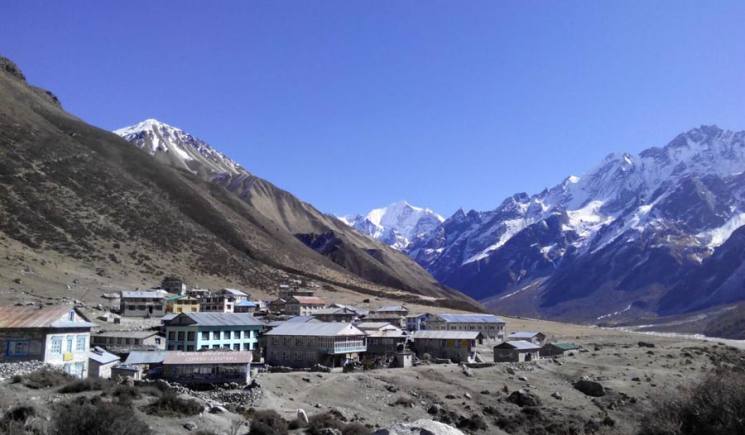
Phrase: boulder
[
  {"left": 638, "top": 341, "right": 656, "bottom": 348},
  {"left": 574, "top": 379, "right": 606, "bottom": 397},
  {"left": 183, "top": 422, "right": 197, "bottom": 431},
  {"left": 373, "top": 419, "right": 466, "bottom": 435},
  {"left": 506, "top": 389, "right": 541, "bottom": 407}
]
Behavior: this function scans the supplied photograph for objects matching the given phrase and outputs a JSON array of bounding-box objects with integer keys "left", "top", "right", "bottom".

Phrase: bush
[
  {"left": 58, "top": 378, "right": 109, "bottom": 394},
  {"left": 342, "top": 422, "right": 372, "bottom": 435},
  {"left": 0, "top": 405, "right": 37, "bottom": 434},
  {"left": 639, "top": 369, "right": 745, "bottom": 435},
  {"left": 143, "top": 392, "right": 202, "bottom": 417},
  {"left": 51, "top": 396, "right": 151, "bottom": 435},
  {"left": 390, "top": 396, "right": 415, "bottom": 407},
  {"left": 248, "top": 409, "right": 288, "bottom": 435},
  {"left": 306, "top": 412, "right": 346, "bottom": 435},
  {"left": 13, "top": 368, "right": 73, "bottom": 389}
]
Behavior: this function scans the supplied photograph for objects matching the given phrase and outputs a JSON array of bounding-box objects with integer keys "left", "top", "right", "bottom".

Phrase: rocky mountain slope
[
  {"left": 339, "top": 201, "right": 444, "bottom": 250},
  {"left": 407, "top": 125, "right": 745, "bottom": 324},
  {"left": 0, "top": 56, "right": 478, "bottom": 310}
]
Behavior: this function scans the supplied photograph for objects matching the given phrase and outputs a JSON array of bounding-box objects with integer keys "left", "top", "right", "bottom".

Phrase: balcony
[{"left": 328, "top": 340, "right": 366, "bottom": 354}]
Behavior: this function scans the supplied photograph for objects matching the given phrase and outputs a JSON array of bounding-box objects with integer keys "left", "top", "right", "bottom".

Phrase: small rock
[
  {"left": 518, "top": 376, "right": 528, "bottom": 382},
  {"left": 506, "top": 389, "right": 541, "bottom": 407},
  {"left": 183, "top": 422, "right": 197, "bottom": 431},
  {"left": 551, "top": 391, "right": 563, "bottom": 400},
  {"left": 302, "top": 377, "right": 311, "bottom": 383},
  {"left": 463, "top": 393, "right": 471, "bottom": 400},
  {"left": 638, "top": 341, "right": 656, "bottom": 348}
]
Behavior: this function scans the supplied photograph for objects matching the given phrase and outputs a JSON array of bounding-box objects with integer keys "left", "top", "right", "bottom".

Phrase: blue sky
[{"left": 2, "top": 1, "right": 745, "bottom": 217}]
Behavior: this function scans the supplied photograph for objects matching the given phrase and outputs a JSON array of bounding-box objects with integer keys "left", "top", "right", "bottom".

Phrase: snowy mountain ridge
[
  {"left": 406, "top": 125, "right": 745, "bottom": 322},
  {"left": 340, "top": 201, "right": 444, "bottom": 250},
  {"left": 114, "top": 119, "right": 244, "bottom": 176}
]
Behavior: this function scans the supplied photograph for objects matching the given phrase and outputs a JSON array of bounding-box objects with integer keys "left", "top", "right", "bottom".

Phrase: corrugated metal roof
[
  {"left": 121, "top": 290, "right": 166, "bottom": 299},
  {"left": 508, "top": 331, "right": 542, "bottom": 339},
  {"left": 220, "top": 288, "right": 248, "bottom": 296},
  {"left": 235, "top": 300, "right": 258, "bottom": 307},
  {"left": 163, "top": 351, "right": 253, "bottom": 365},
  {"left": 289, "top": 296, "right": 326, "bottom": 305},
  {"left": 547, "top": 342, "right": 578, "bottom": 351},
  {"left": 0, "top": 305, "right": 91, "bottom": 329},
  {"left": 356, "top": 322, "right": 394, "bottom": 330},
  {"left": 94, "top": 330, "right": 160, "bottom": 339},
  {"left": 167, "top": 312, "right": 264, "bottom": 327},
  {"left": 374, "top": 305, "right": 408, "bottom": 312},
  {"left": 495, "top": 340, "right": 541, "bottom": 350},
  {"left": 412, "top": 330, "right": 482, "bottom": 340},
  {"left": 265, "top": 322, "right": 365, "bottom": 337},
  {"left": 433, "top": 313, "right": 505, "bottom": 324},
  {"left": 89, "top": 347, "right": 120, "bottom": 364},
  {"left": 124, "top": 351, "right": 167, "bottom": 365}
]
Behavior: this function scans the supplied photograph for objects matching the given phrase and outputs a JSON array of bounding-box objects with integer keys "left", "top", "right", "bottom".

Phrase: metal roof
[
  {"left": 163, "top": 351, "right": 253, "bottom": 365},
  {"left": 374, "top": 305, "right": 408, "bottom": 312},
  {"left": 124, "top": 351, "right": 168, "bottom": 365},
  {"left": 412, "top": 330, "right": 482, "bottom": 340},
  {"left": 356, "top": 322, "right": 394, "bottom": 330},
  {"left": 508, "top": 331, "right": 543, "bottom": 339},
  {"left": 289, "top": 296, "right": 327, "bottom": 305},
  {"left": 89, "top": 347, "right": 120, "bottom": 365},
  {"left": 166, "top": 312, "right": 264, "bottom": 327},
  {"left": 121, "top": 290, "right": 166, "bottom": 299},
  {"left": 220, "top": 288, "right": 248, "bottom": 296},
  {"left": 546, "top": 342, "right": 578, "bottom": 350},
  {"left": 0, "top": 305, "right": 92, "bottom": 329},
  {"left": 94, "top": 330, "right": 160, "bottom": 338},
  {"left": 235, "top": 300, "right": 258, "bottom": 307},
  {"left": 265, "top": 322, "right": 365, "bottom": 337},
  {"left": 494, "top": 340, "right": 541, "bottom": 351},
  {"left": 432, "top": 313, "right": 505, "bottom": 324}
]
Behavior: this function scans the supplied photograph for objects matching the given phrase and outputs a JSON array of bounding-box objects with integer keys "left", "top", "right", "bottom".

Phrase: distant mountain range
[
  {"left": 0, "top": 55, "right": 478, "bottom": 311},
  {"left": 339, "top": 201, "right": 443, "bottom": 250},
  {"left": 350, "top": 126, "right": 745, "bottom": 334}
]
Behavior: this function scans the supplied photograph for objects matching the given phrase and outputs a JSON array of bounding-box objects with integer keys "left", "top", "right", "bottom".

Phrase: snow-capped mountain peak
[
  {"left": 340, "top": 201, "right": 444, "bottom": 250},
  {"left": 114, "top": 119, "right": 244, "bottom": 176}
]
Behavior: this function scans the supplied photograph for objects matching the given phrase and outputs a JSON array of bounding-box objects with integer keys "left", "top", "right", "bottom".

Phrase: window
[
  {"left": 186, "top": 345, "right": 194, "bottom": 351},
  {"left": 225, "top": 331, "right": 232, "bottom": 340},
  {"left": 223, "top": 344, "right": 230, "bottom": 349},
  {"left": 66, "top": 336, "right": 74, "bottom": 353},
  {"left": 187, "top": 332, "right": 195, "bottom": 341},
  {"left": 201, "top": 345, "right": 208, "bottom": 350},
  {"left": 201, "top": 332, "right": 209, "bottom": 340},
  {"left": 233, "top": 343, "right": 240, "bottom": 350},
  {"left": 235, "top": 330, "right": 242, "bottom": 339},
  {"left": 243, "top": 343, "right": 251, "bottom": 351},
  {"left": 76, "top": 335, "right": 86, "bottom": 351},
  {"left": 168, "top": 331, "right": 176, "bottom": 340},
  {"left": 68, "top": 310, "right": 75, "bottom": 321},
  {"left": 50, "top": 336, "right": 62, "bottom": 354},
  {"left": 212, "top": 331, "right": 220, "bottom": 340},
  {"left": 212, "top": 345, "right": 219, "bottom": 349},
  {"left": 155, "top": 337, "right": 162, "bottom": 345},
  {"left": 9, "top": 341, "right": 30, "bottom": 356},
  {"left": 177, "top": 331, "right": 185, "bottom": 341},
  {"left": 168, "top": 344, "right": 176, "bottom": 350}
]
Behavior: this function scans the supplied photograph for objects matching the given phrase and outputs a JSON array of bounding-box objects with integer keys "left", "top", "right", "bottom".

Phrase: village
[
  {"left": 1, "top": 276, "right": 743, "bottom": 435},
  {"left": 0, "top": 276, "right": 572, "bottom": 385}
]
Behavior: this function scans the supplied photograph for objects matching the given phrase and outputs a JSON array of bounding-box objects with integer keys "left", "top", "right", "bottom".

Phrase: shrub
[
  {"left": 13, "top": 368, "right": 73, "bottom": 389},
  {"left": 306, "top": 412, "right": 346, "bottom": 435},
  {"left": 143, "top": 392, "right": 202, "bottom": 417},
  {"left": 51, "top": 396, "right": 151, "bottom": 435},
  {"left": 0, "top": 405, "right": 37, "bottom": 434},
  {"left": 342, "top": 422, "right": 372, "bottom": 435},
  {"left": 58, "top": 377, "right": 109, "bottom": 394},
  {"left": 248, "top": 409, "right": 288, "bottom": 435},
  {"left": 390, "top": 396, "right": 415, "bottom": 407},
  {"left": 639, "top": 369, "right": 745, "bottom": 435}
]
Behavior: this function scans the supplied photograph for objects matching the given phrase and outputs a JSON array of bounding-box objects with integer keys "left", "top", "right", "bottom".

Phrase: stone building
[
  {"left": 120, "top": 290, "right": 167, "bottom": 318},
  {"left": 506, "top": 331, "right": 547, "bottom": 346},
  {"left": 427, "top": 313, "right": 506, "bottom": 341},
  {"left": 284, "top": 296, "right": 327, "bottom": 316},
  {"left": 493, "top": 340, "right": 541, "bottom": 362},
  {"left": 162, "top": 351, "right": 253, "bottom": 385},
  {"left": 265, "top": 322, "right": 366, "bottom": 368},
  {"left": 88, "top": 346, "right": 120, "bottom": 379},
  {"left": 411, "top": 330, "right": 482, "bottom": 363}
]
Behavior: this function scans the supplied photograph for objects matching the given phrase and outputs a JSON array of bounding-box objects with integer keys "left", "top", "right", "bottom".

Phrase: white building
[
  {"left": 0, "top": 305, "right": 93, "bottom": 378},
  {"left": 427, "top": 313, "right": 506, "bottom": 341}
]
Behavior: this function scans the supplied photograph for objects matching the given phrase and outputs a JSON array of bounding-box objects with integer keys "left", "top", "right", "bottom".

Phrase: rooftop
[
  {"left": 166, "top": 312, "right": 264, "bottom": 327},
  {"left": 0, "top": 305, "right": 92, "bottom": 329},
  {"left": 121, "top": 290, "right": 167, "bottom": 299},
  {"left": 89, "top": 346, "right": 120, "bottom": 365},
  {"left": 374, "top": 305, "right": 408, "bottom": 313},
  {"left": 495, "top": 340, "right": 541, "bottom": 351},
  {"left": 432, "top": 313, "right": 505, "bottom": 324},
  {"left": 265, "top": 322, "right": 365, "bottom": 337},
  {"left": 124, "top": 350, "right": 168, "bottom": 365},
  {"left": 93, "top": 330, "right": 160, "bottom": 339},
  {"left": 289, "top": 296, "right": 327, "bottom": 305},
  {"left": 508, "top": 331, "right": 543, "bottom": 339},
  {"left": 412, "top": 330, "right": 482, "bottom": 340}
]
